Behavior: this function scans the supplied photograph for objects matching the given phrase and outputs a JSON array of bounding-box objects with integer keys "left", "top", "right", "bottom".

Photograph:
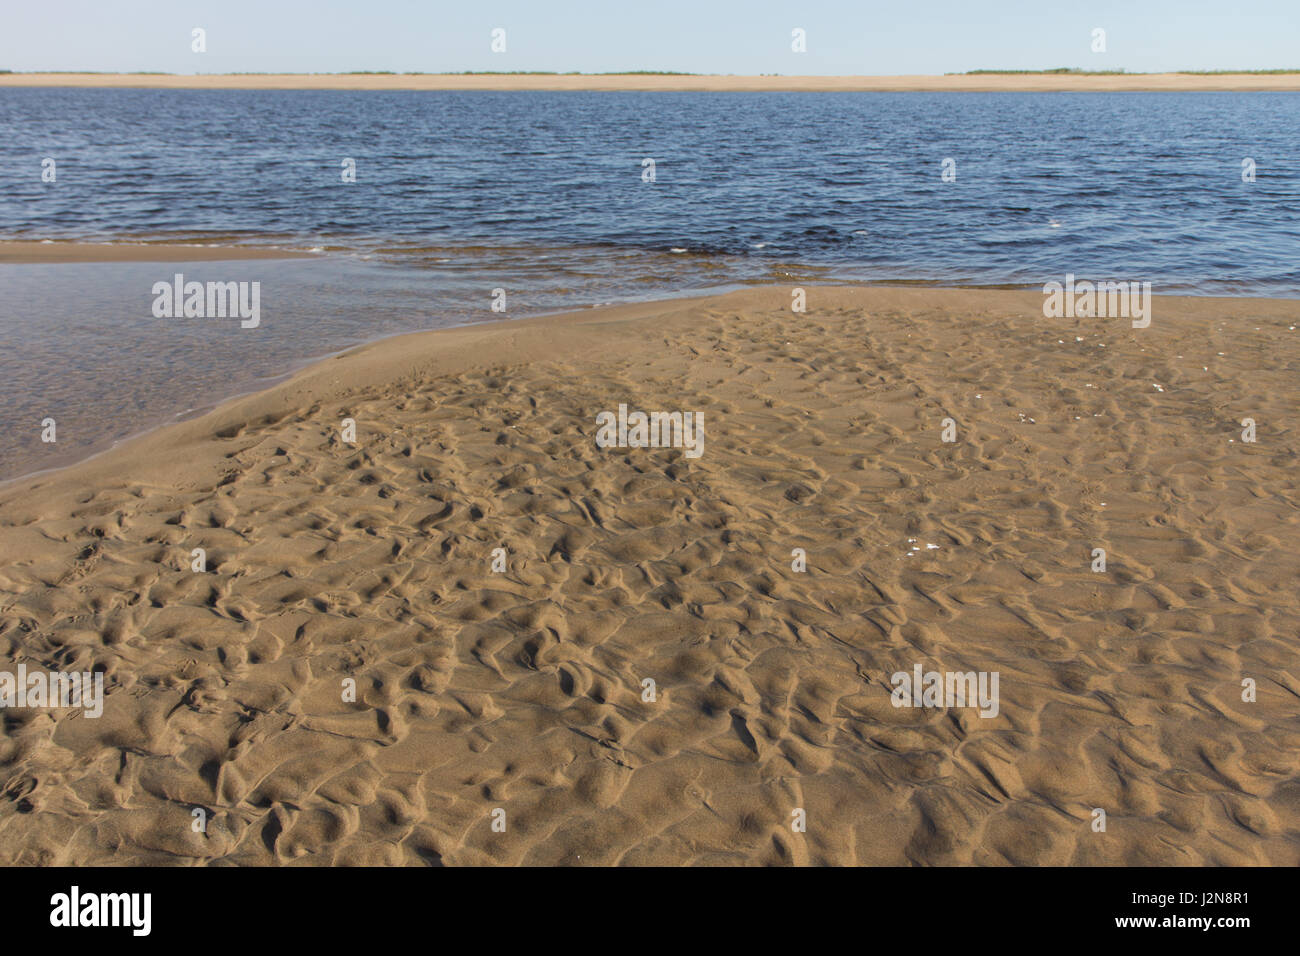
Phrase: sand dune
[
  {"left": 4, "top": 72, "right": 1300, "bottom": 92},
  {"left": 0, "top": 286, "right": 1296, "bottom": 865}
]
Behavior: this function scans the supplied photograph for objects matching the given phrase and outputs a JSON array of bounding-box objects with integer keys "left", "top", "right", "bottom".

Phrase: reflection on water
[{"left": 0, "top": 252, "right": 773, "bottom": 481}]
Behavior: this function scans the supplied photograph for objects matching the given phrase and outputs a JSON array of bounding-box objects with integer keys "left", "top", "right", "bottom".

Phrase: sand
[
  {"left": 0, "top": 285, "right": 1297, "bottom": 865},
  {"left": 4, "top": 72, "right": 1300, "bottom": 92},
  {"left": 0, "top": 241, "right": 315, "bottom": 264}
]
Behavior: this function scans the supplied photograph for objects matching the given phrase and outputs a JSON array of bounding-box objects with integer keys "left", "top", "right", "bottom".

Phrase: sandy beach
[
  {"left": 0, "top": 241, "right": 315, "bottom": 264},
  {"left": 4, "top": 72, "right": 1300, "bottom": 92},
  {"left": 0, "top": 284, "right": 1295, "bottom": 865}
]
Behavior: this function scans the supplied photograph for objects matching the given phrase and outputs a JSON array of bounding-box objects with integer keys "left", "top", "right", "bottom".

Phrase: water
[{"left": 1, "top": 89, "right": 1298, "bottom": 479}]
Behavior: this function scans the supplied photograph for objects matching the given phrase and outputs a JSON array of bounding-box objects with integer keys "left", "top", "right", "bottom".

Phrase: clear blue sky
[{"left": 2, "top": 0, "right": 1296, "bottom": 74}]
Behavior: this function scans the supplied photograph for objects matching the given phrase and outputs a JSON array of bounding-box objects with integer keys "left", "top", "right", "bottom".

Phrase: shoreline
[
  {"left": 4, "top": 248, "right": 1298, "bottom": 485},
  {"left": 0, "top": 240, "right": 318, "bottom": 264},
  {"left": 0, "top": 290, "right": 736, "bottom": 494},
  {"left": 7, "top": 240, "right": 1300, "bottom": 297},
  {"left": 3, "top": 72, "right": 1300, "bottom": 92},
  {"left": 2, "top": 284, "right": 1297, "bottom": 500}
]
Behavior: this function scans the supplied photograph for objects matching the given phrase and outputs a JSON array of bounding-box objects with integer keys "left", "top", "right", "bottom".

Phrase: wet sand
[{"left": 0, "top": 241, "right": 315, "bottom": 264}]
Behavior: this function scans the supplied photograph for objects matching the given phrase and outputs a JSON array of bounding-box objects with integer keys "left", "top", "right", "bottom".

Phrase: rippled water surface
[{"left": 4, "top": 89, "right": 1299, "bottom": 291}]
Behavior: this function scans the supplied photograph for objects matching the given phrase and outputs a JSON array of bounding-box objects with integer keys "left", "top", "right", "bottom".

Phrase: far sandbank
[
  {"left": 0, "top": 241, "right": 316, "bottom": 264},
  {"left": 4, "top": 72, "right": 1300, "bottom": 92}
]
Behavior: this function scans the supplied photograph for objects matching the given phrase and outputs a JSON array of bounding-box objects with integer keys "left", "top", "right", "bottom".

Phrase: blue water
[
  {"left": 2, "top": 89, "right": 1299, "bottom": 294},
  {"left": 1, "top": 89, "right": 1298, "bottom": 480}
]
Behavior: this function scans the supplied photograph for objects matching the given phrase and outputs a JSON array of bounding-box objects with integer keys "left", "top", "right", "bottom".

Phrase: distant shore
[{"left": 4, "top": 72, "right": 1300, "bottom": 92}]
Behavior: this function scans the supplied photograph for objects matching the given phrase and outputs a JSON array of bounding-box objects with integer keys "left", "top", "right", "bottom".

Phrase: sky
[{"left": 1, "top": 0, "right": 1296, "bottom": 75}]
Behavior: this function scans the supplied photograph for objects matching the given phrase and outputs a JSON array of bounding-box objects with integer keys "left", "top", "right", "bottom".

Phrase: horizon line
[{"left": 4, "top": 69, "right": 1300, "bottom": 77}]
